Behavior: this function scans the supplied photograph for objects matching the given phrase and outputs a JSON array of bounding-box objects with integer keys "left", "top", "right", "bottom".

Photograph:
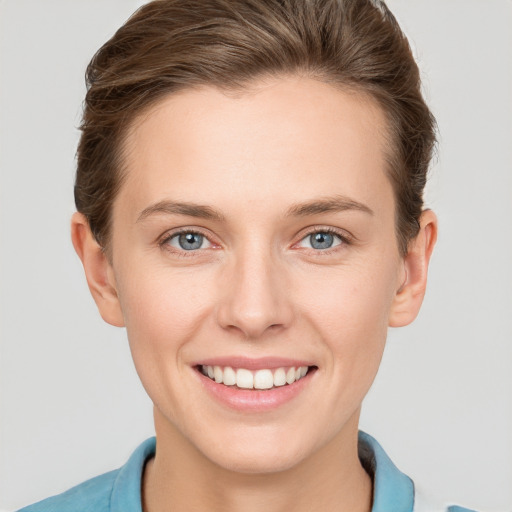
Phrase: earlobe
[
  {"left": 71, "top": 212, "right": 125, "bottom": 327},
  {"left": 388, "top": 210, "right": 438, "bottom": 327}
]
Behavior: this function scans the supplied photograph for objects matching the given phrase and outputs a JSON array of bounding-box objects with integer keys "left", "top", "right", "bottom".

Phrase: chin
[
  {"left": 209, "top": 445, "right": 305, "bottom": 475},
  {"left": 193, "top": 426, "right": 318, "bottom": 475}
]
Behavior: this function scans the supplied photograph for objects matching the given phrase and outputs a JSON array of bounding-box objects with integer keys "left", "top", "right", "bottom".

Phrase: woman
[{"left": 17, "top": 1, "right": 476, "bottom": 511}]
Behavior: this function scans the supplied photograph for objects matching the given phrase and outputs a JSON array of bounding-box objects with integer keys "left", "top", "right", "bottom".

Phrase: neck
[{"left": 143, "top": 408, "right": 372, "bottom": 512}]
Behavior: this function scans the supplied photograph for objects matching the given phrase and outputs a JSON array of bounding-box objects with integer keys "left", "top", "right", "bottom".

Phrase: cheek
[
  {"left": 295, "top": 253, "right": 400, "bottom": 379},
  {"left": 119, "top": 266, "right": 214, "bottom": 342},
  {"left": 114, "top": 264, "right": 221, "bottom": 432},
  {"left": 298, "top": 255, "right": 398, "bottom": 334}
]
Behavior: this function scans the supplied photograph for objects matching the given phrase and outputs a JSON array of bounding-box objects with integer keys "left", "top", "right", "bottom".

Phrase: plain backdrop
[{"left": 1, "top": 1, "right": 511, "bottom": 511}]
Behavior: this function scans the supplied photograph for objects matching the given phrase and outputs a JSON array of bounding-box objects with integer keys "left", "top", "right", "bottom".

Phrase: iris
[
  {"left": 310, "top": 232, "right": 334, "bottom": 250},
  {"left": 178, "top": 232, "right": 204, "bottom": 250}
]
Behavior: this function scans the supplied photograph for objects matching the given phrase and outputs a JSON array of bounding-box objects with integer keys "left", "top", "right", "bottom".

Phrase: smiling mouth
[{"left": 197, "top": 365, "right": 317, "bottom": 390}]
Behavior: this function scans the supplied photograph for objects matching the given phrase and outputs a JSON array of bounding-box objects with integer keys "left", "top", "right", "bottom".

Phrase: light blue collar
[
  {"left": 359, "top": 431, "right": 414, "bottom": 512},
  {"left": 110, "top": 436, "right": 156, "bottom": 512}
]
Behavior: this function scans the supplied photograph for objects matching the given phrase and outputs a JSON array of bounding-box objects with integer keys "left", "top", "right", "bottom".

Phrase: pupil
[
  {"left": 179, "top": 233, "right": 203, "bottom": 250},
  {"left": 311, "top": 232, "right": 333, "bottom": 250}
]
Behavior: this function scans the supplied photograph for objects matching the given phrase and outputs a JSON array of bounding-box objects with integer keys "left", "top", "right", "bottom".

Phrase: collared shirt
[{"left": 17, "top": 432, "right": 477, "bottom": 512}]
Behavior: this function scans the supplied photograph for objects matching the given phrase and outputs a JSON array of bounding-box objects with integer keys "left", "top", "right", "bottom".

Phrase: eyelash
[
  {"left": 158, "top": 226, "right": 352, "bottom": 257},
  {"left": 158, "top": 228, "right": 213, "bottom": 258},
  {"left": 295, "top": 226, "right": 352, "bottom": 255}
]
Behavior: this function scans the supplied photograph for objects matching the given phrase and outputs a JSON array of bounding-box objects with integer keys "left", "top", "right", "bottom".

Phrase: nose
[{"left": 215, "top": 245, "right": 293, "bottom": 340}]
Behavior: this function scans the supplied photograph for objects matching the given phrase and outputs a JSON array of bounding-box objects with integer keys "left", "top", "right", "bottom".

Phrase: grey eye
[
  {"left": 297, "top": 231, "right": 342, "bottom": 250},
  {"left": 180, "top": 233, "right": 203, "bottom": 250},
  {"left": 310, "top": 232, "right": 334, "bottom": 249},
  {"left": 168, "top": 232, "right": 211, "bottom": 251}
]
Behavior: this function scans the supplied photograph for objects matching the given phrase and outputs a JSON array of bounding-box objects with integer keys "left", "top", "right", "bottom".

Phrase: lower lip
[{"left": 195, "top": 367, "right": 317, "bottom": 412}]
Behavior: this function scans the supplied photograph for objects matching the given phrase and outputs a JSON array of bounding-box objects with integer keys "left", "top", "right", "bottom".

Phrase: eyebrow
[
  {"left": 136, "top": 195, "right": 373, "bottom": 223},
  {"left": 285, "top": 195, "right": 374, "bottom": 217},
  {"left": 137, "top": 200, "right": 225, "bottom": 222}
]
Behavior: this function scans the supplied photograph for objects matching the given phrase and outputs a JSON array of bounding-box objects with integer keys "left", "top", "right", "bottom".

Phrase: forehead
[{"left": 118, "top": 75, "right": 392, "bottom": 218}]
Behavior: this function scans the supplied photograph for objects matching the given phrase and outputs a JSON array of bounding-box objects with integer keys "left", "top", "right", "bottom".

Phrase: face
[{"left": 102, "top": 76, "right": 409, "bottom": 473}]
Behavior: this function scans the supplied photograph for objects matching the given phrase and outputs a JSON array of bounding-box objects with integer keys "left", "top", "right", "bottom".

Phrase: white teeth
[
  {"left": 223, "top": 366, "right": 236, "bottom": 386},
  {"left": 201, "top": 364, "right": 311, "bottom": 389},
  {"left": 254, "top": 369, "right": 273, "bottom": 390},
  {"left": 214, "top": 366, "right": 223, "bottom": 383},
  {"left": 273, "top": 367, "right": 286, "bottom": 387},
  {"left": 236, "top": 368, "right": 254, "bottom": 389}
]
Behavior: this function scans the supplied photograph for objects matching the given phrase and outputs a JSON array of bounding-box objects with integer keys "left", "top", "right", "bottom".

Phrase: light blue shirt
[{"left": 17, "top": 432, "right": 476, "bottom": 512}]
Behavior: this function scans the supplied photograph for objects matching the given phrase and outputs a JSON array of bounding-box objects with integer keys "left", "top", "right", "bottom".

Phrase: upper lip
[{"left": 192, "top": 356, "right": 315, "bottom": 370}]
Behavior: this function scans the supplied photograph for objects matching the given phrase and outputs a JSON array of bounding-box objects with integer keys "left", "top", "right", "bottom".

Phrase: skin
[{"left": 72, "top": 75, "right": 437, "bottom": 512}]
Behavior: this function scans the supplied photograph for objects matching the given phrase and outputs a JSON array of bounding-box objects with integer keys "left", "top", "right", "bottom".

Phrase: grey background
[{"left": 1, "top": 1, "right": 511, "bottom": 511}]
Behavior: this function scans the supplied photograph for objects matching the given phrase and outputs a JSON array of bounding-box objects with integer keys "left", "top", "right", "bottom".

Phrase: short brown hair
[{"left": 75, "top": 0, "right": 436, "bottom": 256}]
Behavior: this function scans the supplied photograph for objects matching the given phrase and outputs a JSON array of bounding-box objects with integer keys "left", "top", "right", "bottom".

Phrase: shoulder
[
  {"left": 16, "top": 469, "right": 118, "bottom": 512},
  {"left": 16, "top": 437, "right": 156, "bottom": 512},
  {"left": 358, "top": 432, "right": 479, "bottom": 512}
]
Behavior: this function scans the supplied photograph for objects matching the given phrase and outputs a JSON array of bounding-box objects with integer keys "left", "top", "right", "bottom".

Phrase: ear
[
  {"left": 388, "top": 209, "right": 438, "bottom": 327},
  {"left": 71, "top": 212, "right": 125, "bottom": 327}
]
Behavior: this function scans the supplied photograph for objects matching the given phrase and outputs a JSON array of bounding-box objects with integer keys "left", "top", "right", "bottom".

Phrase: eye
[
  {"left": 165, "top": 231, "right": 212, "bottom": 251},
  {"left": 298, "top": 230, "right": 343, "bottom": 250}
]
